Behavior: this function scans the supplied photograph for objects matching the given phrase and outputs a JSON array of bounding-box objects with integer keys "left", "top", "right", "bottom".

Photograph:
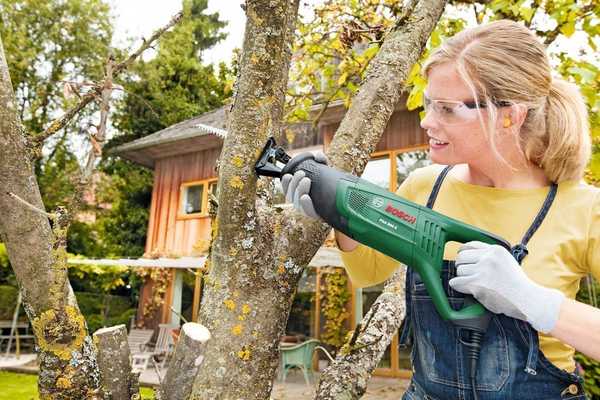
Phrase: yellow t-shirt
[{"left": 340, "top": 164, "right": 600, "bottom": 372}]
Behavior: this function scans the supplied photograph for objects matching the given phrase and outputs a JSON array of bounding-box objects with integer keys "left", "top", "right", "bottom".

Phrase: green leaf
[
  {"left": 407, "top": 88, "right": 423, "bottom": 111},
  {"left": 362, "top": 44, "right": 380, "bottom": 60},
  {"left": 430, "top": 29, "right": 441, "bottom": 48},
  {"left": 560, "top": 20, "right": 576, "bottom": 37},
  {"left": 520, "top": 7, "right": 535, "bottom": 23}
]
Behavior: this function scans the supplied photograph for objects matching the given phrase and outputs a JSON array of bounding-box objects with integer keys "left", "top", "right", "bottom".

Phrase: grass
[{"left": 0, "top": 371, "right": 156, "bottom": 399}]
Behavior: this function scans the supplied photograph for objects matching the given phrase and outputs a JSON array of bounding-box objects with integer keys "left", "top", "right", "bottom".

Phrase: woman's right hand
[{"left": 280, "top": 152, "right": 328, "bottom": 220}]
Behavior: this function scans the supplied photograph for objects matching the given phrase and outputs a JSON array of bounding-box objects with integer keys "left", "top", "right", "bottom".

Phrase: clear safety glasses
[
  {"left": 423, "top": 96, "right": 512, "bottom": 127},
  {"left": 422, "top": 96, "right": 489, "bottom": 126}
]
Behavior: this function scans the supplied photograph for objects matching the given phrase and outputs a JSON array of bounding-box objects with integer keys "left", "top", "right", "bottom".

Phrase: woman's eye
[{"left": 440, "top": 105, "right": 454, "bottom": 114}]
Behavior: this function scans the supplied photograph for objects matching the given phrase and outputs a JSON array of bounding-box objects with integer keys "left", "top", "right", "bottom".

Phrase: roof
[
  {"left": 110, "top": 95, "right": 408, "bottom": 169},
  {"left": 111, "top": 106, "right": 229, "bottom": 168},
  {"left": 66, "top": 247, "right": 342, "bottom": 269}
]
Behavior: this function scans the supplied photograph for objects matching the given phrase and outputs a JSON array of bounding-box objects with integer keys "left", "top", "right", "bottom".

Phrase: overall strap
[
  {"left": 510, "top": 182, "right": 558, "bottom": 264},
  {"left": 426, "top": 165, "right": 454, "bottom": 209},
  {"left": 510, "top": 181, "right": 558, "bottom": 376}
]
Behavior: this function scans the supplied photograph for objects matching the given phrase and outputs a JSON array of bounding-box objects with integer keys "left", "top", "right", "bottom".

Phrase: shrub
[
  {"left": 75, "top": 292, "right": 136, "bottom": 333},
  {"left": 0, "top": 285, "right": 18, "bottom": 320},
  {"left": 575, "top": 353, "right": 600, "bottom": 399}
]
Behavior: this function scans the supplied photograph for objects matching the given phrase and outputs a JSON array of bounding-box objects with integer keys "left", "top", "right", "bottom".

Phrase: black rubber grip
[{"left": 282, "top": 155, "right": 356, "bottom": 233}]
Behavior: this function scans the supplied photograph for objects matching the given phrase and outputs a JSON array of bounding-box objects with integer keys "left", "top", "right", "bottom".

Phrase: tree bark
[
  {"left": 94, "top": 325, "right": 138, "bottom": 400},
  {"left": 159, "top": 323, "right": 210, "bottom": 400},
  {"left": 189, "top": 1, "right": 446, "bottom": 399},
  {"left": 0, "top": 36, "right": 102, "bottom": 399},
  {"left": 315, "top": 268, "right": 407, "bottom": 399}
]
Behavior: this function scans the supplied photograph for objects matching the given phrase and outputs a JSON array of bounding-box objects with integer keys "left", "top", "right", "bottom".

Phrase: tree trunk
[
  {"left": 160, "top": 323, "right": 210, "bottom": 400},
  {"left": 94, "top": 325, "right": 138, "bottom": 400},
  {"left": 189, "top": 1, "right": 304, "bottom": 398},
  {"left": 0, "top": 36, "right": 101, "bottom": 399},
  {"left": 315, "top": 268, "right": 407, "bottom": 399},
  {"left": 189, "top": 1, "right": 446, "bottom": 399}
]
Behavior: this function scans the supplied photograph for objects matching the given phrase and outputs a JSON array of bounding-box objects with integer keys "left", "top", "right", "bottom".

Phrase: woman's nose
[{"left": 420, "top": 109, "right": 438, "bottom": 130}]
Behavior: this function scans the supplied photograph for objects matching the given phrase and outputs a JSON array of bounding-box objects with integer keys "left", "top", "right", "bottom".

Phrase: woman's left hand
[{"left": 449, "top": 241, "right": 564, "bottom": 333}]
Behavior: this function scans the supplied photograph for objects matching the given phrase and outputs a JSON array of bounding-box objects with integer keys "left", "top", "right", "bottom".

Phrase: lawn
[{"left": 0, "top": 371, "right": 156, "bottom": 399}]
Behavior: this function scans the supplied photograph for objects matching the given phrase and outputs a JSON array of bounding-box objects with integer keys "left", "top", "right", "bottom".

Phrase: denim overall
[{"left": 400, "top": 166, "right": 587, "bottom": 400}]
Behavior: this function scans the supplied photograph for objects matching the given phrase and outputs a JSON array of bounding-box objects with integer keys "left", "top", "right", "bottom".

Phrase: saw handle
[{"left": 443, "top": 219, "right": 512, "bottom": 252}]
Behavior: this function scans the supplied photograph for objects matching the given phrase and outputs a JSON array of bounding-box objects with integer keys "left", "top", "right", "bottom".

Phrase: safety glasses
[
  {"left": 423, "top": 95, "right": 512, "bottom": 126},
  {"left": 423, "top": 96, "right": 487, "bottom": 126}
]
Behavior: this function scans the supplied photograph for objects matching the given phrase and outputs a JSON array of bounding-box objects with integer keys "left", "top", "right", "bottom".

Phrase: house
[{"left": 112, "top": 96, "right": 430, "bottom": 377}]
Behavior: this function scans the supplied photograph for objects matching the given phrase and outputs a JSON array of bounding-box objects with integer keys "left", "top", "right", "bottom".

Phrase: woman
[{"left": 283, "top": 20, "right": 599, "bottom": 399}]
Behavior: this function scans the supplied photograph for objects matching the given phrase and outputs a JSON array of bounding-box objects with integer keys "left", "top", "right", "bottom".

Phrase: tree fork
[{"left": 0, "top": 34, "right": 103, "bottom": 399}]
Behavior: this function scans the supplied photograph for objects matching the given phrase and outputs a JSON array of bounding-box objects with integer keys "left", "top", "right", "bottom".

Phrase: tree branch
[
  {"left": 326, "top": 0, "right": 447, "bottom": 176},
  {"left": 316, "top": 267, "right": 407, "bottom": 399}
]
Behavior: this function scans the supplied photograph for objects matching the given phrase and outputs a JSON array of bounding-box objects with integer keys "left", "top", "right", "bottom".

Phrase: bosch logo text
[{"left": 385, "top": 204, "right": 416, "bottom": 224}]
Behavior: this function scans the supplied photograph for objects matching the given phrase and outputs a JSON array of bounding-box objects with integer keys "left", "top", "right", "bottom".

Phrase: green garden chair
[{"left": 279, "top": 338, "right": 321, "bottom": 385}]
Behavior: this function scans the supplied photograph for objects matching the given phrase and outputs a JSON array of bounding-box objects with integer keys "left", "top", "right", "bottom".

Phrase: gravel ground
[{"left": 270, "top": 371, "right": 410, "bottom": 400}]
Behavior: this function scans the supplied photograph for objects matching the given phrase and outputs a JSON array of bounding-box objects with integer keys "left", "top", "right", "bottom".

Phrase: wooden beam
[{"left": 192, "top": 270, "right": 203, "bottom": 322}]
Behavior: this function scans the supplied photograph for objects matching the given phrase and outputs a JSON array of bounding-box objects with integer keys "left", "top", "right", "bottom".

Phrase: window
[
  {"left": 362, "top": 156, "right": 391, "bottom": 190},
  {"left": 183, "top": 185, "right": 204, "bottom": 214},
  {"left": 178, "top": 179, "right": 217, "bottom": 219},
  {"left": 395, "top": 149, "right": 431, "bottom": 189},
  {"left": 360, "top": 147, "right": 430, "bottom": 192}
]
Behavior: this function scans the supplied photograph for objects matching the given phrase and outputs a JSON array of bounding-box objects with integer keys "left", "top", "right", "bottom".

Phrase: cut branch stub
[
  {"left": 160, "top": 323, "right": 211, "bottom": 400},
  {"left": 93, "top": 324, "right": 139, "bottom": 400}
]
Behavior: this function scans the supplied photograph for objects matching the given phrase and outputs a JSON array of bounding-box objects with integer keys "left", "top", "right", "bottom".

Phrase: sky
[
  {"left": 110, "top": 0, "right": 247, "bottom": 66},
  {"left": 109, "top": 1, "right": 318, "bottom": 67}
]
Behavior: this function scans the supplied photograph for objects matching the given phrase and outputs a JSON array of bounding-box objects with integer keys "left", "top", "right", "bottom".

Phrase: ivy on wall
[
  {"left": 321, "top": 267, "right": 351, "bottom": 351},
  {"left": 135, "top": 267, "right": 171, "bottom": 326}
]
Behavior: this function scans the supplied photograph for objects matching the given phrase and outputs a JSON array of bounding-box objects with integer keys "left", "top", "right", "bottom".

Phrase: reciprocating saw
[{"left": 255, "top": 137, "right": 511, "bottom": 333}]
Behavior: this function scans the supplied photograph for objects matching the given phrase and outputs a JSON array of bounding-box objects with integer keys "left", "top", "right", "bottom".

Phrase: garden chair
[
  {"left": 127, "top": 328, "right": 154, "bottom": 373},
  {"left": 279, "top": 338, "right": 331, "bottom": 385},
  {"left": 151, "top": 323, "right": 178, "bottom": 369}
]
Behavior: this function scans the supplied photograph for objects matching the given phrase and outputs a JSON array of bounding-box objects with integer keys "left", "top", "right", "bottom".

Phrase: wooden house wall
[
  {"left": 322, "top": 109, "right": 427, "bottom": 151},
  {"left": 145, "top": 148, "right": 221, "bottom": 256}
]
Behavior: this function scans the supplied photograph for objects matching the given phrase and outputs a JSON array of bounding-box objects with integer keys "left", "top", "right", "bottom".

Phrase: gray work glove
[
  {"left": 281, "top": 152, "right": 328, "bottom": 219},
  {"left": 449, "top": 241, "right": 565, "bottom": 334}
]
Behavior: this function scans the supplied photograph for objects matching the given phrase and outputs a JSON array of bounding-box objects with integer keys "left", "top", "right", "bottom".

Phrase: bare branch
[
  {"left": 81, "top": 52, "right": 114, "bottom": 183},
  {"left": 6, "top": 191, "right": 54, "bottom": 219},
  {"left": 33, "top": 90, "right": 99, "bottom": 146},
  {"left": 112, "top": 11, "right": 183, "bottom": 77},
  {"left": 33, "top": 10, "right": 184, "bottom": 147}
]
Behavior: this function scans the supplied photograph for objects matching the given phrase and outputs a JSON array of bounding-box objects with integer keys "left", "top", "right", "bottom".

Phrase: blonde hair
[{"left": 423, "top": 20, "right": 591, "bottom": 182}]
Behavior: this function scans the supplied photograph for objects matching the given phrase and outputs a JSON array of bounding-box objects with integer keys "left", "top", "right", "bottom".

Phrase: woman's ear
[
  {"left": 501, "top": 104, "right": 527, "bottom": 131},
  {"left": 512, "top": 104, "right": 528, "bottom": 128}
]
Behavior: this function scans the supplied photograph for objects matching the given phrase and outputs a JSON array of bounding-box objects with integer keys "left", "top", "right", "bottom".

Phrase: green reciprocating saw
[{"left": 255, "top": 137, "right": 511, "bottom": 333}]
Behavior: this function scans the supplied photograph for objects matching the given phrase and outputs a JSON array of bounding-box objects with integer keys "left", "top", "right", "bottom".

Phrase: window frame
[
  {"left": 370, "top": 145, "right": 429, "bottom": 192},
  {"left": 177, "top": 178, "right": 217, "bottom": 220}
]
